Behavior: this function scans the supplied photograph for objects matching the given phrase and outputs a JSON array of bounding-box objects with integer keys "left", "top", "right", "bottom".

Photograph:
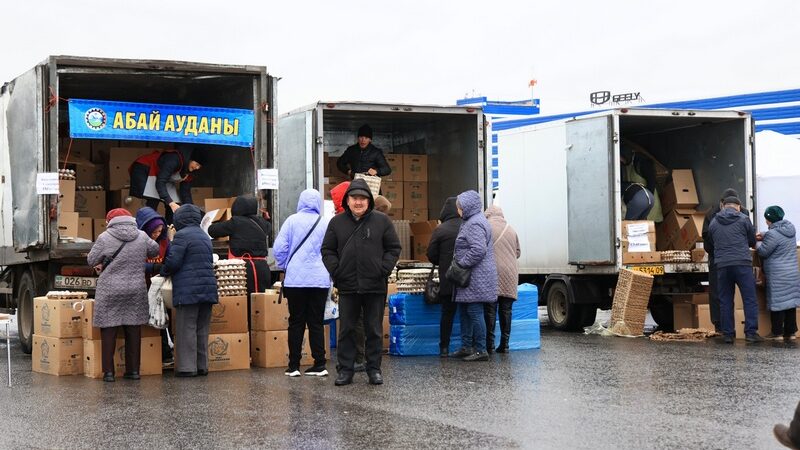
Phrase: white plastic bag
[
  {"left": 148, "top": 276, "right": 170, "bottom": 329},
  {"left": 324, "top": 287, "right": 339, "bottom": 321}
]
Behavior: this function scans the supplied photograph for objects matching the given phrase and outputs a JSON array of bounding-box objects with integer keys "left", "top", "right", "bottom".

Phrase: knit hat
[
  {"left": 720, "top": 188, "right": 739, "bottom": 201},
  {"left": 357, "top": 124, "right": 373, "bottom": 139},
  {"left": 106, "top": 208, "right": 132, "bottom": 222},
  {"left": 722, "top": 196, "right": 741, "bottom": 206},
  {"left": 190, "top": 148, "right": 208, "bottom": 166},
  {"left": 764, "top": 205, "right": 785, "bottom": 222}
]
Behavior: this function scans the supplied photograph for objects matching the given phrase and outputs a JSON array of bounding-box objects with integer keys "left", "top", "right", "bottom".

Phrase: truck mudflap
[{"left": 625, "top": 262, "right": 708, "bottom": 276}]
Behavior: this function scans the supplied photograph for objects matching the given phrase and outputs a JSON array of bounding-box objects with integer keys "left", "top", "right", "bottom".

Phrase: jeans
[
  {"left": 285, "top": 287, "right": 328, "bottom": 368},
  {"left": 439, "top": 298, "right": 458, "bottom": 350},
  {"left": 771, "top": 308, "right": 798, "bottom": 336},
  {"left": 718, "top": 265, "right": 758, "bottom": 337},
  {"left": 337, "top": 293, "right": 384, "bottom": 374},
  {"left": 460, "top": 302, "right": 487, "bottom": 353}
]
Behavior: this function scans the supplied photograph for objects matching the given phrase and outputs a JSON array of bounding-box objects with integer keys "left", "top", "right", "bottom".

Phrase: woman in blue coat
[
  {"left": 274, "top": 189, "right": 331, "bottom": 377},
  {"left": 448, "top": 190, "right": 498, "bottom": 361},
  {"left": 756, "top": 205, "right": 800, "bottom": 339},
  {"left": 160, "top": 204, "right": 218, "bottom": 377}
]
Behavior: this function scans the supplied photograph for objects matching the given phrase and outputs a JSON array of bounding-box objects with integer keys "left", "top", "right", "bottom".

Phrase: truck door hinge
[
  {"left": 479, "top": 140, "right": 485, "bottom": 149},
  {"left": 749, "top": 134, "right": 755, "bottom": 146},
  {"left": 612, "top": 132, "right": 619, "bottom": 144},
  {"left": 315, "top": 136, "right": 323, "bottom": 145}
]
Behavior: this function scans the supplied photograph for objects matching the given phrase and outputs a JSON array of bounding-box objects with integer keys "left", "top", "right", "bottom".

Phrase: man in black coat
[
  {"left": 322, "top": 178, "right": 401, "bottom": 386},
  {"left": 701, "top": 188, "right": 740, "bottom": 331},
  {"left": 335, "top": 124, "right": 391, "bottom": 179},
  {"left": 427, "top": 197, "right": 462, "bottom": 357}
]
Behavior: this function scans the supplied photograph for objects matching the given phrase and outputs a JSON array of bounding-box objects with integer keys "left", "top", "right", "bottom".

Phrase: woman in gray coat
[
  {"left": 756, "top": 205, "right": 800, "bottom": 339},
  {"left": 88, "top": 208, "right": 160, "bottom": 382}
]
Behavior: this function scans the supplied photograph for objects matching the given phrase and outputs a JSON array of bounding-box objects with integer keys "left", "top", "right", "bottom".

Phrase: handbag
[
  {"left": 446, "top": 260, "right": 471, "bottom": 288},
  {"left": 94, "top": 241, "right": 128, "bottom": 274},
  {"left": 150, "top": 275, "right": 173, "bottom": 310},
  {"left": 324, "top": 286, "right": 339, "bottom": 320},
  {"left": 147, "top": 275, "right": 169, "bottom": 329},
  {"left": 280, "top": 215, "right": 322, "bottom": 300},
  {"left": 424, "top": 266, "right": 440, "bottom": 304}
]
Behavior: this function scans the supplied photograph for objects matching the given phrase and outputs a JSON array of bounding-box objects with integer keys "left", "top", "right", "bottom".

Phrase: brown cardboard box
[
  {"left": 673, "top": 303, "right": 696, "bottom": 330},
  {"left": 109, "top": 189, "right": 147, "bottom": 216},
  {"left": 251, "top": 291, "right": 289, "bottom": 331},
  {"left": 403, "top": 155, "right": 428, "bottom": 182},
  {"left": 672, "top": 293, "right": 709, "bottom": 305},
  {"left": 34, "top": 296, "right": 83, "bottom": 338},
  {"left": 734, "top": 309, "right": 772, "bottom": 339},
  {"left": 621, "top": 220, "right": 656, "bottom": 236},
  {"left": 78, "top": 218, "right": 93, "bottom": 241},
  {"left": 661, "top": 169, "right": 699, "bottom": 213},
  {"left": 673, "top": 213, "right": 705, "bottom": 251},
  {"left": 382, "top": 182, "right": 404, "bottom": 209},
  {"left": 403, "top": 208, "right": 429, "bottom": 222},
  {"left": 93, "top": 219, "right": 107, "bottom": 241},
  {"left": 655, "top": 222, "right": 673, "bottom": 251},
  {"left": 59, "top": 179, "right": 76, "bottom": 212},
  {"left": 403, "top": 181, "right": 428, "bottom": 209},
  {"left": 83, "top": 336, "right": 162, "bottom": 378},
  {"left": 80, "top": 299, "right": 159, "bottom": 340},
  {"left": 384, "top": 154, "right": 404, "bottom": 181},
  {"left": 205, "top": 198, "right": 236, "bottom": 222},
  {"left": 385, "top": 209, "right": 403, "bottom": 220},
  {"left": 250, "top": 330, "right": 314, "bottom": 368},
  {"left": 61, "top": 138, "right": 92, "bottom": 161},
  {"left": 382, "top": 315, "right": 390, "bottom": 349},
  {"left": 57, "top": 212, "right": 79, "bottom": 238},
  {"left": 75, "top": 191, "right": 107, "bottom": 219},
  {"left": 734, "top": 285, "right": 768, "bottom": 311},
  {"left": 62, "top": 157, "right": 104, "bottom": 186},
  {"left": 621, "top": 251, "right": 661, "bottom": 264},
  {"left": 410, "top": 221, "right": 438, "bottom": 262},
  {"left": 697, "top": 304, "right": 713, "bottom": 330},
  {"left": 387, "top": 283, "right": 398, "bottom": 299},
  {"left": 324, "top": 324, "right": 331, "bottom": 359},
  {"left": 190, "top": 187, "right": 215, "bottom": 207},
  {"left": 661, "top": 209, "right": 695, "bottom": 246},
  {"left": 207, "top": 333, "right": 251, "bottom": 372},
  {"left": 108, "top": 148, "right": 153, "bottom": 190},
  {"left": 32, "top": 335, "right": 83, "bottom": 376},
  {"left": 210, "top": 295, "right": 249, "bottom": 334}
]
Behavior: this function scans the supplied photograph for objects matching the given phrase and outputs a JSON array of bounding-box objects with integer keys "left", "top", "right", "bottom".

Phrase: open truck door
[{"left": 276, "top": 108, "right": 315, "bottom": 230}]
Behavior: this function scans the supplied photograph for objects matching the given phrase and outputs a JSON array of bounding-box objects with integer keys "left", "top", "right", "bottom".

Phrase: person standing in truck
[
  {"left": 129, "top": 145, "right": 207, "bottom": 223},
  {"left": 336, "top": 124, "right": 391, "bottom": 179},
  {"left": 619, "top": 143, "right": 661, "bottom": 221}
]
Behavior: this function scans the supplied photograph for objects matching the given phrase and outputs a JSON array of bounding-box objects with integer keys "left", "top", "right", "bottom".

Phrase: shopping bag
[
  {"left": 324, "top": 286, "right": 339, "bottom": 321},
  {"left": 148, "top": 275, "right": 171, "bottom": 329}
]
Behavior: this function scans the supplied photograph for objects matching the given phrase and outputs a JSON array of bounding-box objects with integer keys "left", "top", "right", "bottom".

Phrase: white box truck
[
  {"left": 497, "top": 108, "right": 754, "bottom": 330},
  {"left": 276, "top": 101, "right": 490, "bottom": 226},
  {"left": 1, "top": 56, "right": 277, "bottom": 352}
]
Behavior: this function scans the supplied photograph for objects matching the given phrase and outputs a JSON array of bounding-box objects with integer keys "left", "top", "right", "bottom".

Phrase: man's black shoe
[
  {"left": 368, "top": 371, "right": 384, "bottom": 385},
  {"left": 197, "top": 369, "right": 209, "bottom": 376},
  {"left": 746, "top": 334, "right": 765, "bottom": 343},
  {"left": 723, "top": 335, "right": 734, "bottom": 344},
  {"left": 123, "top": 371, "right": 140, "bottom": 380},
  {"left": 175, "top": 371, "right": 197, "bottom": 378},
  {"left": 103, "top": 372, "right": 115, "bottom": 382},
  {"left": 335, "top": 372, "right": 353, "bottom": 386},
  {"left": 449, "top": 347, "right": 473, "bottom": 358}
]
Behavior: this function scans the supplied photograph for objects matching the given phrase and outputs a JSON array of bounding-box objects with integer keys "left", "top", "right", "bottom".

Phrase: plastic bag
[
  {"left": 324, "top": 287, "right": 339, "bottom": 321},
  {"left": 148, "top": 276, "right": 170, "bottom": 329}
]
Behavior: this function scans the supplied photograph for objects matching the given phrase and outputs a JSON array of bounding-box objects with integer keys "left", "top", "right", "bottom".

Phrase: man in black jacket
[
  {"left": 335, "top": 124, "right": 391, "bottom": 179},
  {"left": 427, "top": 197, "right": 462, "bottom": 357},
  {"left": 701, "top": 188, "right": 740, "bottom": 331},
  {"left": 322, "top": 178, "right": 401, "bottom": 386}
]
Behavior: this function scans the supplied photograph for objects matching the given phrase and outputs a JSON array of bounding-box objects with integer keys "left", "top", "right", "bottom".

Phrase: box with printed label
[
  {"left": 382, "top": 182, "right": 404, "bottom": 209},
  {"left": 34, "top": 296, "right": 83, "bottom": 338},
  {"left": 384, "top": 154, "right": 404, "bottom": 181},
  {"left": 403, "top": 181, "right": 428, "bottom": 209},
  {"left": 80, "top": 299, "right": 160, "bottom": 340},
  {"left": 403, "top": 155, "right": 428, "bottom": 182},
  {"left": 403, "top": 208, "right": 429, "bottom": 222},
  {"left": 207, "top": 333, "right": 251, "bottom": 372},
  {"left": 83, "top": 336, "right": 162, "bottom": 378},
  {"left": 32, "top": 334, "right": 83, "bottom": 376},
  {"left": 251, "top": 291, "right": 289, "bottom": 331},
  {"left": 210, "top": 295, "right": 249, "bottom": 334},
  {"left": 75, "top": 191, "right": 107, "bottom": 219}
]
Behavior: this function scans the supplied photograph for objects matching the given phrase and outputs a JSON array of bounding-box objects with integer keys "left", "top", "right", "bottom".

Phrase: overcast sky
[{"left": 3, "top": 1, "right": 798, "bottom": 115}]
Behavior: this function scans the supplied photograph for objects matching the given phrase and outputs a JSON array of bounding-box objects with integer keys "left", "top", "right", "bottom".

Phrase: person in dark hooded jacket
[
  {"left": 321, "top": 178, "right": 401, "bottom": 386},
  {"left": 161, "top": 204, "right": 219, "bottom": 377},
  {"left": 701, "top": 188, "right": 740, "bottom": 331},
  {"left": 707, "top": 196, "right": 761, "bottom": 343},
  {"left": 208, "top": 195, "right": 272, "bottom": 297},
  {"left": 427, "top": 197, "right": 462, "bottom": 357}
]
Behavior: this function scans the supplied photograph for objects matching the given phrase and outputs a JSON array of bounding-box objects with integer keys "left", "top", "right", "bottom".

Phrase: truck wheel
[
  {"left": 16, "top": 271, "right": 35, "bottom": 354},
  {"left": 546, "top": 282, "right": 581, "bottom": 331}
]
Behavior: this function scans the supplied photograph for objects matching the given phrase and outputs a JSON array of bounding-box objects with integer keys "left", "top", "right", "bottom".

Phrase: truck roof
[{"left": 280, "top": 101, "right": 483, "bottom": 118}]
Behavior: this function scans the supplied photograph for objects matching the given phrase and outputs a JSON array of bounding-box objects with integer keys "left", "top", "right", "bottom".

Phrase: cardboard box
[
  {"left": 384, "top": 154, "right": 404, "bottom": 181},
  {"left": 57, "top": 212, "right": 79, "bottom": 238},
  {"left": 59, "top": 179, "right": 76, "bottom": 212},
  {"left": 734, "top": 309, "right": 772, "bottom": 339},
  {"left": 403, "top": 181, "right": 428, "bottom": 209},
  {"left": 410, "top": 221, "right": 438, "bottom": 262},
  {"left": 205, "top": 198, "right": 236, "bottom": 222},
  {"left": 385, "top": 209, "right": 403, "bottom": 220},
  {"left": 75, "top": 191, "right": 107, "bottom": 219},
  {"left": 83, "top": 336, "right": 162, "bottom": 378},
  {"left": 62, "top": 157, "right": 104, "bottom": 187},
  {"left": 108, "top": 148, "right": 153, "bottom": 190},
  {"left": 673, "top": 303, "right": 696, "bottom": 331},
  {"left": 621, "top": 251, "right": 661, "bottom": 264},
  {"left": 250, "top": 330, "right": 314, "bottom": 368},
  {"left": 621, "top": 220, "right": 657, "bottom": 253},
  {"left": 403, "top": 155, "right": 428, "bottom": 182},
  {"left": 655, "top": 222, "right": 673, "bottom": 251},
  {"left": 34, "top": 296, "right": 83, "bottom": 338},
  {"left": 210, "top": 295, "right": 249, "bottom": 334},
  {"left": 78, "top": 218, "right": 93, "bottom": 241},
  {"left": 671, "top": 293, "right": 709, "bottom": 305},
  {"left": 673, "top": 213, "right": 705, "bottom": 251},
  {"left": 109, "top": 189, "right": 146, "bottom": 216},
  {"left": 661, "top": 209, "right": 696, "bottom": 246},
  {"left": 661, "top": 169, "right": 699, "bottom": 213},
  {"left": 81, "top": 299, "right": 160, "bottom": 340},
  {"left": 93, "top": 219, "right": 107, "bottom": 241},
  {"left": 207, "top": 333, "right": 251, "bottom": 372},
  {"left": 61, "top": 138, "right": 92, "bottom": 161},
  {"left": 382, "top": 182, "right": 404, "bottom": 209},
  {"left": 190, "top": 187, "right": 215, "bottom": 207},
  {"left": 696, "top": 304, "right": 713, "bottom": 330},
  {"left": 251, "top": 291, "right": 289, "bottom": 331},
  {"left": 32, "top": 335, "right": 83, "bottom": 376},
  {"left": 382, "top": 315, "right": 390, "bottom": 349},
  {"left": 734, "top": 285, "right": 768, "bottom": 311},
  {"left": 403, "top": 208, "right": 429, "bottom": 222}
]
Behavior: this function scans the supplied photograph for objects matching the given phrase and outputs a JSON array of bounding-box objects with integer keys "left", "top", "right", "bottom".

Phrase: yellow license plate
[{"left": 628, "top": 265, "right": 665, "bottom": 276}]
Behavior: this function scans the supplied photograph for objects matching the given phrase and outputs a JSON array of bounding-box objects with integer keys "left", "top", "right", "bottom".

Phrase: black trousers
[
  {"left": 337, "top": 293, "right": 384, "bottom": 374},
  {"left": 771, "top": 308, "right": 798, "bottom": 336},
  {"left": 439, "top": 296, "right": 458, "bottom": 350},
  {"left": 285, "top": 287, "right": 328, "bottom": 368},
  {"left": 145, "top": 197, "right": 174, "bottom": 224},
  {"left": 485, "top": 297, "right": 514, "bottom": 348},
  {"left": 624, "top": 187, "right": 654, "bottom": 220},
  {"left": 101, "top": 325, "right": 141, "bottom": 374},
  {"left": 708, "top": 261, "right": 720, "bottom": 330}
]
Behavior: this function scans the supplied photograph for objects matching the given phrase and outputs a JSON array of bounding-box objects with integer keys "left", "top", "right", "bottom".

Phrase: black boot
[{"left": 496, "top": 299, "right": 512, "bottom": 353}]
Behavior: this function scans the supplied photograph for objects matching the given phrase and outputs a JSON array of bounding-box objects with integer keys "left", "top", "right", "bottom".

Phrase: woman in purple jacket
[
  {"left": 449, "top": 190, "right": 498, "bottom": 361},
  {"left": 273, "top": 189, "right": 331, "bottom": 377}
]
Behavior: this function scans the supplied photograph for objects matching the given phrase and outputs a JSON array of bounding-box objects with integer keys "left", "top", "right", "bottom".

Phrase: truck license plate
[
  {"left": 54, "top": 275, "right": 97, "bottom": 289},
  {"left": 628, "top": 265, "right": 665, "bottom": 276}
]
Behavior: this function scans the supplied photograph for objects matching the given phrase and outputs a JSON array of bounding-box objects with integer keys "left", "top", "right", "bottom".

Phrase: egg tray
[
  {"left": 218, "top": 288, "right": 248, "bottom": 297},
  {"left": 46, "top": 290, "right": 88, "bottom": 300}
]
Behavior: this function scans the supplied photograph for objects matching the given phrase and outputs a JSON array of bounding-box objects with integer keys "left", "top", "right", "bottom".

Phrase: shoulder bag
[
  {"left": 280, "top": 215, "right": 322, "bottom": 300},
  {"left": 446, "top": 223, "right": 494, "bottom": 288},
  {"left": 424, "top": 266, "right": 440, "bottom": 304},
  {"left": 95, "top": 241, "right": 128, "bottom": 275}
]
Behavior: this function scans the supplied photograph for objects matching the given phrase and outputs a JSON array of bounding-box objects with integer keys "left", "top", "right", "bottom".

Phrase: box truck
[
  {"left": 0, "top": 56, "right": 277, "bottom": 352},
  {"left": 497, "top": 108, "right": 754, "bottom": 330}
]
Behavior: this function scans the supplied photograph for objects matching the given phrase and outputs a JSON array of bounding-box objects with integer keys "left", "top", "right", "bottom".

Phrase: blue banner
[{"left": 68, "top": 99, "right": 255, "bottom": 147}]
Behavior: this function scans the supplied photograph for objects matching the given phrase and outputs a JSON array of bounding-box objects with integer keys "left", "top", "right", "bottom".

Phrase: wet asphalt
[{"left": 0, "top": 325, "right": 798, "bottom": 449}]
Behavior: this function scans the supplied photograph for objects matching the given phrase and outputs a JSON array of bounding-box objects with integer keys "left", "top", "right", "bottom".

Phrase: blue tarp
[{"left": 389, "top": 319, "right": 541, "bottom": 356}]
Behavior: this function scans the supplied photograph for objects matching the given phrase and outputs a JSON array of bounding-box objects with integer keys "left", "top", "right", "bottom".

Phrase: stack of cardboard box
[
  {"left": 57, "top": 178, "right": 79, "bottom": 239},
  {"left": 251, "top": 290, "right": 314, "bottom": 368},
  {"left": 657, "top": 169, "right": 704, "bottom": 252},
  {"left": 205, "top": 295, "right": 251, "bottom": 372},
  {"left": 403, "top": 155, "right": 428, "bottom": 221},
  {"left": 81, "top": 299, "right": 163, "bottom": 378},
  {"left": 409, "top": 221, "right": 439, "bottom": 262},
  {"left": 32, "top": 296, "right": 84, "bottom": 376},
  {"left": 671, "top": 293, "right": 714, "bottom": 330}
]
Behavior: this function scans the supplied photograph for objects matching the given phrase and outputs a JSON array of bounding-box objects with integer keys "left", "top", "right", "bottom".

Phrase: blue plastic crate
[
  {"left": 389, "top": 323, "right": 462, "bottom": 356},
  {"left": 513, "top": 283, "right": 539, "bottom": 320},
  {"left": 389, "top": 293, "right": 460, "bottom": 326}
]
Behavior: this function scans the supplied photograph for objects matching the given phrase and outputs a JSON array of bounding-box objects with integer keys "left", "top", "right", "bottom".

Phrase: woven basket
[
  {"left": 610, "top": 268, "right": 654, "bottom": 336},
  {"left": 353, "top": 173, "right": 382, "bottom": 198}
]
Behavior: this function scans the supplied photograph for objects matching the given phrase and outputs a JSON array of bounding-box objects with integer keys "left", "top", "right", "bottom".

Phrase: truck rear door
[
  {"left": 565, "top": 115, "right": 615, "bottom": 265},
  {"left": 276, "top": 108, "right": 314, "bottom": 230}
]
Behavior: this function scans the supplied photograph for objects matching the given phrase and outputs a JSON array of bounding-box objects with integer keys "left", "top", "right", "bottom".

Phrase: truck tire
[
  {"left": 546, "top": 282, "right": 582, "bottom": 331},
  {"left": 16, "top": 271, "right": 35, "bottom": 354}
]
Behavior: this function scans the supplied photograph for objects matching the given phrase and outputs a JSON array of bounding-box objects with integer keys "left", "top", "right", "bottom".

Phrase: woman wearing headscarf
[
  {"left": 756, "top": 205, "right": 800, "bottom": 340},
  {"left": 273, "top": 189, "right": 331, "bottom": 377},
  {"left": 448, "top": 191, "right": 498, "bottom": 361},
  {"left": 484, "top": 206, "right": 521, "bottom": 353},
  {"left": 87, "top": 208, "right": 160, "bottom": 382},
  {"left": 427, "top": 197, "right": 462, "bottom": 356}
]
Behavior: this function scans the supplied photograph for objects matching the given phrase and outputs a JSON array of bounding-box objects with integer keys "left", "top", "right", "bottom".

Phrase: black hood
[
  {"left": 342, "top": 178, "right": 375, "bottom": 214},
  {"left": 173, "top": 203, "right": 203, "bottom": 231},
  {"left": 231, "top": 195, "right": 258, "bottom": 217},
  {"left": 439, "top": 197, "right": 459, "bottom": 222},
  {"left": 715, "top": 207, "right": 745, "bottom": 226}
]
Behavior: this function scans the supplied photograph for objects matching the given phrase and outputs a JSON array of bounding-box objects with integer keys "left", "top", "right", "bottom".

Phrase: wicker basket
[
  {"left": 353, "top": 173, "right": 382, "bottom": 198},
  {"left": 609, "top": 268, "right": 654, "bottom": 336}
]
